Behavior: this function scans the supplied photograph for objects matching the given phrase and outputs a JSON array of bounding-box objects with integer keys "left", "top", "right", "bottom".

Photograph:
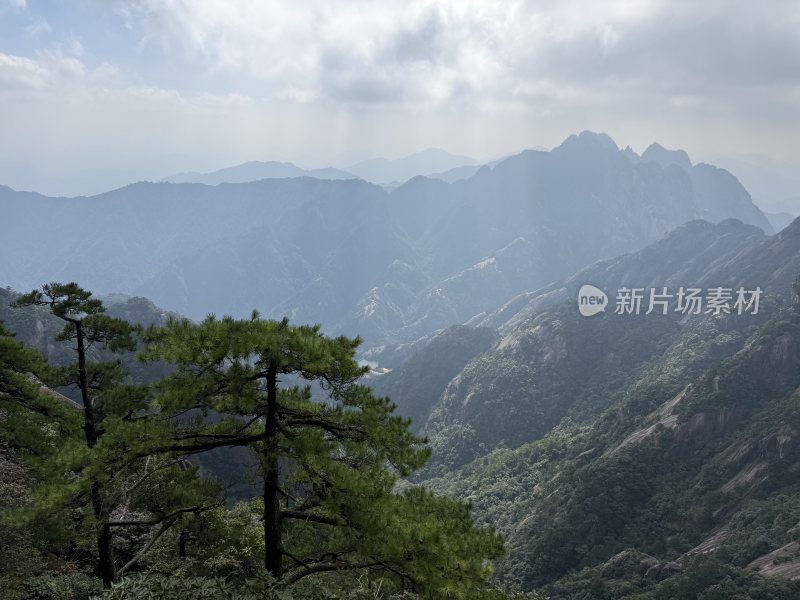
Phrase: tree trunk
[
  {"left": 95, "top": 511, "right": 116, "bottom": 588},
  {"left": 76, "top": 323, "right": 97, "bottom": 448},
  {"left": 263, "top": 360, "right": 283, "bottom": 579},
  {"left": 76, "top": 322, "right": 117, "bottom": 587}
]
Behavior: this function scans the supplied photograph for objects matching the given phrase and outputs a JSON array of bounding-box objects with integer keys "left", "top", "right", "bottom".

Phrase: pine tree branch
[
  {"left": 107, "top": 503, "right": 219, "bottom": 528},
  {"left": 283, "top": 414, "right": 366, "bottom": 441},
  {"left": 280, "top": 508, "right": 342, "bottom": 526},
  {"left": 125, "top": 456, "right": 187, "bottom": 501},
  {"left": 117, "top": 516, "right": 178, "bottom": 576},
  {"left": 150, "top": 431, "right": 267, "bottom": 455},
  {"left": 111, "top": 432, "right": 266, "bottom": 476},
  {"left": 282, "top": 559, "right": 383, "bottom": 585}
]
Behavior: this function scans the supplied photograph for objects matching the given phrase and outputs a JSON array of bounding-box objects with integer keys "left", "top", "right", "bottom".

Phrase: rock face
[
  {"left": 423, "top": 304, "right": 680, "bottom": 470},
  {"left": 476, "top": 218, "right": 770, "bottom": 331},
  {"left": 748, "top": 542, "right": 800, "bottom": 580}
]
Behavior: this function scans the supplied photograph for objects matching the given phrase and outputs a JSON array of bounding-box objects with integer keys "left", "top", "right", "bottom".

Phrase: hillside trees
[
  {"left": 2, "top": 285, "right": 504, "bottom": 598},
  {"left": 0, "top": 320, "right": 82, "bottom": 596}
]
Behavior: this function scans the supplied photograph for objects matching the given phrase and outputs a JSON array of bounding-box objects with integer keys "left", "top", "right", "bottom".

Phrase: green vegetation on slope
[{"left": 424, "top": 303, "right": 800, "bottom": 597}]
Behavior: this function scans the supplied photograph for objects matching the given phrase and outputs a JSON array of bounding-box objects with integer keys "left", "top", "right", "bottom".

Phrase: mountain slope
[
  {"left": 476, "top": 218, "right": 768, "bottom": 332},
  {"left": 411, "top": 219, "right": 770, "bottom": 472},
  {"left": 368, "top": 324, "right": 498, "bottom": 431},
  {"left": 424, "top": 302, "right": 800, "bottom": 597},
  {"left": 409, "top": 219, "right": 800, "bottom": 596}
]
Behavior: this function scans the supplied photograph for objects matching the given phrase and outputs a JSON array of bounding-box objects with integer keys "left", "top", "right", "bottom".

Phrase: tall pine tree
[
  {"left": 141, "top": 314, "right": 504, "bottom": 597},
  {"left": 12, "top": 283, "right": 219, "bottom": 587}
]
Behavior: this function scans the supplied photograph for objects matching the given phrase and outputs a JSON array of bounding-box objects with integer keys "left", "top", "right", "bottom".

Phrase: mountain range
[
  {"left": 162, "top": 161, "right": 357, "bottom": 185},
  {"left": 161, "top": 148, "right": 481, "bottom": 188},
  {"left": 0, "top": 132, "right": 774, "bottom": 363}
]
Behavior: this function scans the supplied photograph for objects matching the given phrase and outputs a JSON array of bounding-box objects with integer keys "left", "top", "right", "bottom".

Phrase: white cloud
[
  {"left": 69, "top": 39, "right": 85, "bottom": 58},
  {"left": 2, "top": 0, "right": 800, "bottom": 196},
  {"left": 0, "top": 46, "right": 249, "bottom": 110},
  {"left": 24, "top": 18, "right": 52, "bottom": 37},
  {"left": 7, "top": 0, "right": 26, "bottom": 9},
  {"left": 114, "top": 0, "right": 674, "bottom": 108},
  {"left": 108, "top": 0, "right": 800, "bottom": 120},
  {"left": 0, "top": 50, "right": 91, "bottom": 96},
  {"left": 0, "top": 53, "right": 48, "bottom": 90}
]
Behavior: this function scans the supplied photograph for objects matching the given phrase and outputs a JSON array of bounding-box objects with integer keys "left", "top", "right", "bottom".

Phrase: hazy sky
[{"left": 1, "top": 0, "right": 799, "bottom": 196}]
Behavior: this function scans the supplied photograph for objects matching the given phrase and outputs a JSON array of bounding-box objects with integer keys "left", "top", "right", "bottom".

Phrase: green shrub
[
  {"left": 20, "top": 573, "right": 101, "bottom": 600},
  {"left": 93, "top": 574, "right": 334, "bottom": 600}
]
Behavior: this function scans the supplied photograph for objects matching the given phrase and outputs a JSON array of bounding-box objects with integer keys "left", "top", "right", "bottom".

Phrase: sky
[{"left": 1, "top": 0, "right": 799, "bottom": 197}]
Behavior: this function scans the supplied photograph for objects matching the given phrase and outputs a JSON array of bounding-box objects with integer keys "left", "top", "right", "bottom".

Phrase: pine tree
[
  {"left": 11, "top": 283, "right": 219, "bottom": 587},
  {"left": 140, "top": 314, "right": 504, "bottom": 597}
]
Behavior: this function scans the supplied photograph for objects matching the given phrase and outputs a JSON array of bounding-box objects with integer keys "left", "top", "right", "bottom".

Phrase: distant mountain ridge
[
  {"left": 345, "top": 148, "right": 479, "bottom": 184},
  {"left": 0, "top": 132, "right": 775, "bottom": 358},
  {"left": 622, "top": 141, "right": 773, "bottom": 233},
  {"left": 162, "top": 161, "right": 357, "bottom": 185},
  {"left": 162, "top": 149, "right": 481, "bottom": 188}
]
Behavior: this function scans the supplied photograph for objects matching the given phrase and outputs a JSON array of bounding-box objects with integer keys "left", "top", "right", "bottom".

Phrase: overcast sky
[{"left": 1, "top": 0, "right": 799, "bottom": 196}]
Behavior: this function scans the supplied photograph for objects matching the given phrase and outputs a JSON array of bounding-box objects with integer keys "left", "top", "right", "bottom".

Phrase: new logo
[{"left": 578, "top": 284, "right": 608, "bottom": 317}]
